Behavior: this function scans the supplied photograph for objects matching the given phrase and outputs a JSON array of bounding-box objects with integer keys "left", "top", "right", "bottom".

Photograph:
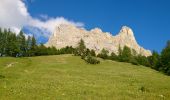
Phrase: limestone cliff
[{"left": 46, "top": 24, "right": 151, "bottom": 56}]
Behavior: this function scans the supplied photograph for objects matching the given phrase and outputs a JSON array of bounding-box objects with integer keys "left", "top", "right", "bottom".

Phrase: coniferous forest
[{"left": 0, "top": 28, "right": 170, "bottom": 75}]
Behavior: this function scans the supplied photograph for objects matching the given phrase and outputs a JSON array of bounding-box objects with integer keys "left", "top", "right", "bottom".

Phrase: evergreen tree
[
  {"left": 0, "top": 28, "right": 2, "bottom": 56},
  {"left": 136, "top": 55, "right": 150, "bottom": 67},
  {"left": 10, "top": 33, "right": 20, "bottom": 57},
  {"left": 30, "top": 35, "right": 37, "bottom": 56},
  {"left": 6, "top": 29, "right": 19, "bottom": 57},
  {"left": 110, "top": 52, "right": 118, "bottom": 60},
  {"left": 148, "top": 51, "right": 160, "bottom": 69},
  {"left": 18, "top": 31, "right": 27, "bottom": 56},
  {"left": 85, "top": 48, "right": 91, "bottom": 56},
  {"left": 50, "top": 46, "right": 57, "bottom": 55},
  {"left": 74, "top": 39, "right": 86, "bottom": 56},
  {"left": 26, "top": 36, "right": 32, "bottom": 56},
  {"left": 160, "top": 40, "right": 170, "bottom": 75},
  {"left": 132, "top": 49, "right": 137, "bottom": 56},
  {"left": 121, "top": 46, "right": 132, "bottom": 62},
  {"left": 97, "top": 48, "right": 109, "bottom": 59},
  {"left": 118, "top": 45, "right": 123, "bottom": 61},
  {"left": 90, "top": 49, "right": 96, "bottom": 57},
  {"left": 36, "top": 44, "right": 48, "bottom": 56}
]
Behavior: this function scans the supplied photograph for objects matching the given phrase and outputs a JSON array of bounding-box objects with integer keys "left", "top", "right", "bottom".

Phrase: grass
[{"left": 0, "top": 54, "right": 170, "bottom": 100}]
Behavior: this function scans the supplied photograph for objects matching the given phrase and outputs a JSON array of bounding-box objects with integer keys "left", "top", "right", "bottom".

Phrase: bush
[
  {"left": 90, "top": 49, "right": 96, "bottom": 57},
  {"left": 85, "top": 55, "right": 100, "bottom": 64},
  {"left": 130, "top": 57, "right": 139, "bottom": 65}
]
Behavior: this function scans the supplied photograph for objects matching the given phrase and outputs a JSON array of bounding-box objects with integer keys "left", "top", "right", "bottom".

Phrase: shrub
[
  {"left": 85, "top": 55, "right": 100, "bottom": 64},
  {"left": 90, "top": 49, "right": 96, "bottom": 57},
  {"left": 139, "top": 86, "right": 146, "bottom": 92},
  {"left": 130, "top": 57, "right": 139, "bottom": 65}
]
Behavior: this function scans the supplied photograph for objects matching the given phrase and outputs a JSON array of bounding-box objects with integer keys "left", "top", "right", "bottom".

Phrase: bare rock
[{"left": 46, "top": 24, "right": 151, "bottom": 56}]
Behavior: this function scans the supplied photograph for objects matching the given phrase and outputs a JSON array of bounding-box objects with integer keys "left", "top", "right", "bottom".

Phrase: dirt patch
[{"left": 6, "top": 62, "right": 18, "bottom": 68}]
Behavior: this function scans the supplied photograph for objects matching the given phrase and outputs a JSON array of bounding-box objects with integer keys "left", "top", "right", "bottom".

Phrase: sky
[{"left": 0, "top": 0, "right": 170, "bottom": 52}]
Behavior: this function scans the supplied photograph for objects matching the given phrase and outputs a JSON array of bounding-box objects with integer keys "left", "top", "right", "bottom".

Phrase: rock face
[{"left": 46, "top": 24, "right": 151, "bottom": 56}]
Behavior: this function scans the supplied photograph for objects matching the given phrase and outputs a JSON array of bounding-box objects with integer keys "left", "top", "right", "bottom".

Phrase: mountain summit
[{"left": 46, "top": 24, "right": 151, "bottom": 56}]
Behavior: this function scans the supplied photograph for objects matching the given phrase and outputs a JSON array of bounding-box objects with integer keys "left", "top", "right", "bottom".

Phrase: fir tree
[{"left": 160, "top": 40, "right": 170, "bottom": 75}]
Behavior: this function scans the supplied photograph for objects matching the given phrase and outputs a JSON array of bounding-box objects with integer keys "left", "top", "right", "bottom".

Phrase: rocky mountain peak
[
  {"left": 46, "top": 24, "right": 152, "bottom": 56},
  {"left": 119, "top": 26, "right": 134, "bottom": 37},
  {"left": 91, "top": 28, "right": 103, "bottom": 33}
]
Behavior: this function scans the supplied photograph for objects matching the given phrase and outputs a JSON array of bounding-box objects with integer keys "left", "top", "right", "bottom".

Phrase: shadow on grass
[{"left": 0, "top": 75, "right": 5, "bottom": 79}]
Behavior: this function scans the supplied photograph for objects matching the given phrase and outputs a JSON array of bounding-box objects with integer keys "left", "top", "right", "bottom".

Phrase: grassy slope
[{"left": 0, "top": 54, "right": 170, "bottom": 100}]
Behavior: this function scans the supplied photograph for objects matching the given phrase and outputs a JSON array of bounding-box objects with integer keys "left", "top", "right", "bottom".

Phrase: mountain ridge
[{"left": 46, "top": 24, "right": 151, "bottom": 56}]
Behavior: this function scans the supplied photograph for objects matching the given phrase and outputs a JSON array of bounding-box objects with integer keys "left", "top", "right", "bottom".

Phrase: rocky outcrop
[{"left": 46, "top": 24, "right": 151, "bottom": 56}]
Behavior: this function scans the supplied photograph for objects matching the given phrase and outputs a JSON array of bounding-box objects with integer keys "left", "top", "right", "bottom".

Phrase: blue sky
[
  {"left": 25, "top": 0, "right": 170, "bottom": 52},
  {"left": 1, "top": 0, "right": 170, "bottom": 52}
]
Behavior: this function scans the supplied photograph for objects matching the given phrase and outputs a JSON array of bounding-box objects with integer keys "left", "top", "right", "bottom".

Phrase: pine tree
[
  {"left": 148, "top": 51, "right": 160, "bottom": 69},
  {"left": 136, "top": 55, "right": 150, "bottom": 67},
  {"left": 75, "top": 39, "right": 86, "bottom": 56},
  {"left": 121, "top": 46, "right": 132, "bottom": 62},
  {"left": 0, "top": 28, "right": 3, "bottom": 56},
  {"left": 160, "top": 40, "right": 170, "bottom": 75},
  {"left": 110, "top": 52, "right": 118, "bottom": 60},
  {"left": 90, "top": 49, "right": 96, "bottom": 57},
  {"left": 18, "top": 31, "right": 27, "bottom": 56},
  {"left": 118, "top": 45, "right": 123, "bottom": 61},
  {"left": 30, "top": 35, "right": 37, "bottom": 56},
  {"left": 97, "top": 48, "right": 109, "bottom": 59},
  {"left": 26, "top": 36, "right": 32, "bottom": 56}
]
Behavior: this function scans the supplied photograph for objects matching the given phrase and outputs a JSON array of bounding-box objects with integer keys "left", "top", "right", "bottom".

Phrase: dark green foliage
[
  {"left": 136, "top": 55, "right": 150, "bottom": 67},
  {"left": 0, "top": 28, "right": 75, "bottom": 57},
  {"left": 132, "top": 49, "right": 137, "bottom": 56},
  {"left": 58, "top": 46, "right": 75, "bottom": 55},
  {"left": 139, "top": 86, "right": 147, "bottom": 92},
  {"left": 118, "top": 46, "right": 123, "bottom": 59},
  {"left": 26, "top": 36, "right": 32, "bottom": 56},
  {"left": 18, "top": 31, "right": 27, "bottom": 57},
  {"left": 129, "top": 57, "right": 139, "bottom": 65},
  {"left": 159, "top": 41, "right": 170, "bottom": 75},
  {"left": 148, "top": 51, "right": 160, "bottom": 69},
  {"left": 90, "top": 49, "right": 96, "bottom": 57},
  {"left": 30, "top": 36, "right": 37, "bottom": 56},
  {"left": 97, "top": 48, "right": 109, "bottom": 59},
  {"left": 110, "top": 52, "right": 118, "bottom": 60},
  {"left": 0, "top": 75, "right": 5, "bottom": 79},
  {"left": 74, "top": 39, "right": 100, "bottom": 64},
  {"left": 74, "top": 39, "right": 86, "bottom": 56},
  {"left": 85, "top": 55, "right": 100, "bottom": 64},
  {"left": 0, "top": 29, "right": 20, "bottom": 57},
  {"left": 36, "top": 44, "right": 48, "bottom": 56},
  {"left": 119, "top": 46, "right": 132, "bottom": 62}
]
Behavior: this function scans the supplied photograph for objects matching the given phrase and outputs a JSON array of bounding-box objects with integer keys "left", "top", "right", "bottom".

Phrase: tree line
[
  {"left": 0, "top": 29, "right": 75, "bottom": 57},
  {"left": 96, "top": 41, "right": 170, "bottom": 76},
  {"left": 0, "top": 28, "right": 170, "bottom": 75},
  {"left": 73, "top": 38, "right": 170, "bottom": 75}
]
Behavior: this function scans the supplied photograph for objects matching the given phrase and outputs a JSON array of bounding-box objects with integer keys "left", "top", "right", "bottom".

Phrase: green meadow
[{"left": 0, "top": 54, "right": 170, "bottom": 100}]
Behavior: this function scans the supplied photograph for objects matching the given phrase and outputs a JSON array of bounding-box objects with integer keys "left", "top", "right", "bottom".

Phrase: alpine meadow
[{"left": 1, "top": 0, "right": 170, "bottom": 100}]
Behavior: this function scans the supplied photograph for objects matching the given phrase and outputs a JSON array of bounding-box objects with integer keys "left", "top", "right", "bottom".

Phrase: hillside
[{"left": 0, "top": 55, "right": 170, "bottom": 99}]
